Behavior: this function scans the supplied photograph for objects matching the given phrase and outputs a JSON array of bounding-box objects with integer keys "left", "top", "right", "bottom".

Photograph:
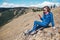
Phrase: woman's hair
[{"left": 43, "top": 6, "right": 51, "bottom": 12}]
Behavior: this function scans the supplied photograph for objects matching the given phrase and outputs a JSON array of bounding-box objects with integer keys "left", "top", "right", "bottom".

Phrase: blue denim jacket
[{"left": 40, "top": 12, "right": 55, "bottom": 27}]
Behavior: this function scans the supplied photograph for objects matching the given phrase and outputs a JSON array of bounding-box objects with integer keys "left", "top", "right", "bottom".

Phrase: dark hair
[{"left": 43, "top": 6, "right": 51, "bottom": 12}]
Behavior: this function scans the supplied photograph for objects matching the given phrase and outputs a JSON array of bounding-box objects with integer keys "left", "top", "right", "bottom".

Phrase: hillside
[
  {"left": 0, "top": 7, "right": 41, "bottom": 26},
  {"left": 0, "top": 7, "right": 60, "bottom": 40}
]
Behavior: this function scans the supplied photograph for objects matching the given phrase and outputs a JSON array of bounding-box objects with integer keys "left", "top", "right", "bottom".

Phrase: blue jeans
[{"left": 28, "top": 21, "right": 48, "bottom": 34}]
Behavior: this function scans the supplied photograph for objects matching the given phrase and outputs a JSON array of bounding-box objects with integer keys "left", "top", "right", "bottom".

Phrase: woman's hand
[
  {"left": 52, "top": 27, "right": 56, "bottom": 30},
  {"left": 38, "top": 14, "right": 41, "bottom": 18},
  {"left": 52, "top": 27, "right": 56, "bottom": 31}
]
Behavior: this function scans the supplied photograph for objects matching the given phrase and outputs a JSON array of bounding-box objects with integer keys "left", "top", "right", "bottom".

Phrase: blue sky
[
  {"left": 0, "top": 0, "right": 60, "bottom": 7},
  {"left": 0, "top": 0, "right": 60, "bottom": 4}
]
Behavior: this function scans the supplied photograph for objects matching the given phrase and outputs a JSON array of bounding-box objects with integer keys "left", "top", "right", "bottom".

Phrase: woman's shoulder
[
  {"left": 49, "top": 12, "right": 54, "bottom": 18},
  {"left": 49, "top": 12, "right": 53, "bottom": 15},
  {"left": 49, "top": 12, "right": 53, "bottom": 13}
]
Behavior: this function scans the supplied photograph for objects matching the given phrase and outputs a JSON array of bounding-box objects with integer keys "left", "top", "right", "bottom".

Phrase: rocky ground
[{"left": 0, "top": 7, "right": 60, "bottom": 40}]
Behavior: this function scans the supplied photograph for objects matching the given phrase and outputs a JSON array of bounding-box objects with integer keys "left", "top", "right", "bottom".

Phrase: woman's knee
[{"left": 34, "top": 21, "right": 38, "bottom": 24}]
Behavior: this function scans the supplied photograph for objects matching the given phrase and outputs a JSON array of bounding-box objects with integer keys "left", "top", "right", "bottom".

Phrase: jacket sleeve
[
  {"left": 40, "top": 14, "right": 45, "bottom": 21},
  {"left": 51, "top": 13, "right": 55, "bottom": 27}
]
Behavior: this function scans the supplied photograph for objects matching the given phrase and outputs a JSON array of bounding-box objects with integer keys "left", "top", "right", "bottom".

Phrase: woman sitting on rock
[{"left": 25, "top": 6, "right": 55, "bottom": 35}]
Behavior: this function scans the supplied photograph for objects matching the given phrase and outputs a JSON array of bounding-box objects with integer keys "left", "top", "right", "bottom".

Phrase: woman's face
[{"left": 43, "top": 8, "right": 48, "bottom": 13}]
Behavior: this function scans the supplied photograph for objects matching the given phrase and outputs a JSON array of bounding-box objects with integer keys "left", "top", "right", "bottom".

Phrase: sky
[{"left": 0, "top": 0, "right": 60, "bottom": 8}]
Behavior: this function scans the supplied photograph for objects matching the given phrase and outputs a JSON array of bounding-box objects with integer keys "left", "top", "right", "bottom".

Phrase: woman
[{"left": 25, "top": 6, "right": 55, "bottom": 35}]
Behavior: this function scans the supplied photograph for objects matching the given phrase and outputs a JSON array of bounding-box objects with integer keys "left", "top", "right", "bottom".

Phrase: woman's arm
[
  {"left": 38, "top": 14, "right": 45, "bottom": 21},
  {"left": 51, "top": 13, "right": 55, "bottom": 27}
]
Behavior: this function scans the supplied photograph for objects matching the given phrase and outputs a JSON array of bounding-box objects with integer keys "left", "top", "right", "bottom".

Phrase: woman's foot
[
  {"left": 24, "top": 30, "right": 38, "bottom": 36},
  {"left": 30, "top": 30, "right": 38, "bottom": 35},
  {"left": 24, "top": 30, "right": 31, "bottom": 36}
]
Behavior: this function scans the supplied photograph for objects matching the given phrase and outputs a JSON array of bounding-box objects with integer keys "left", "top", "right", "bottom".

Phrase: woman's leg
[{"left": 28, "top": 21, "right": 43, "bottom": 34}]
